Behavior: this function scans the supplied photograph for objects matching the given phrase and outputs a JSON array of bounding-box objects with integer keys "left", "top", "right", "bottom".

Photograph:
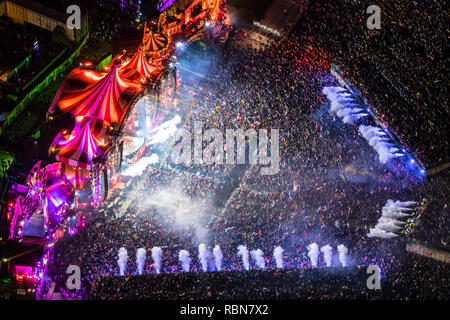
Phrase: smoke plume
[
  {"left": 151, "top": 246, "right": 162, "bottom": 274},
  {"left": 179, "top": 250, "right": 192, "bottom": 272},
  {"left": 307, "top": 243, "right": 320, "bottom": 268},
  {"left": 273, "top": 246, "right": 284, "bottom": 269},
  {"left": 237, "top": 245, "right": 250, "bottom": 271},
  {"left": 198, "top": 243, "right": 209, "bottom": 272},
  {"left": 213, "top": 245, "right": 223, "bottom": 271},
  {"left": 337, "top": 244, "right": 348, "bottom": 267},
  {"left": 320, "top": 245, "right": 333, "bottom": 267},
  {"left": 117, "top": 247, "right": 128, "bottom": 276},
  {"left": 250, "top": 249, "right": 265, "bottom": 269},
  {"left": 136, "top": 248, "right": 146, "bottom": 275}
]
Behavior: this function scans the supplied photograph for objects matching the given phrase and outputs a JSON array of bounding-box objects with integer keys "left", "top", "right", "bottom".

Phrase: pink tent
[
  {"left": 57, "top": 61, "right": 142, "bottom": 124},
  {"left": 54, "top": 117, "right": 108, "bottom": 170}
]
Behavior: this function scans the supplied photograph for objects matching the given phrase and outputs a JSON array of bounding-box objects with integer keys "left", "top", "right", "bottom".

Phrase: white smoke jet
[
  {"left": 394, "top": 200, "right": 417, "bottom": 207},
  {"left": 367, "top": 228, "right": 399, "bottom": 239},
  {"left": 359, "top": 126, "right": 385, "bottom": 140},
  {"left": 368, "top": 135, "right": 390, "bottom": 147},
  {"left": 136, "top": 248, "right": 147, "bottom": 275},
  {"left": 368, "top": 199, "right": 416, "bottom": 239},
  {"left": 307, "top": 243, "right": 320, "bottom": 268},
  {"left": 117, "top": 247, "right": 128, "bottom": 276},
  {"left": 273, "top": 246, "right": 284, "bottom": 269},
  {"left": 358, "top": 126, "right": 404, "bottom": 164},
  {"left": 381, "top": 199, "right": 415, "bottom": 218},
  {"left": 323, "top": 86, "right": 369, "bottom": 125},
  {"left": 213, "top": 245, "right": 223, "bottom": 271},
  {"left": 337, "top": 107, "right": 363, "bottom": 118},
  {"left": 141, "top": 183, "right": 213, "bottom": 244},
  {"left": 378, "top": 217, "right": 406, "bottom": 226},
  {"left": 148, "top": 115, "right": 181, "bottom": 145},
  {"left": 337, "top": 244, "right": 348, "bottom": 267},
  {"left": 320, "top": 245, "right": 333, "bottom": 267},
  {"left": 151, "top": 246, "right": 162, "bottom": 274},
  {"left": 121, "top": 154, "right": 159, "bottom": 177},
  {"left": 250, "top": 249, "right": 266, "bottom": 269},
  {"left": 381, "top": 209, "right": 410, "bottom": 219},
  {"left": 237, "top": 245, "right": 250, "bottom": 271},
  {"left": 343, "top": 113, "right": 368, "bottom": 124},
  {"left": 376, "top": 217, "right": 406, "bottom": 231},
  {"left": 179, "top": 250, "right": 191, "bottom": 272},
  {"left": 330, "top": 101, "right": 359, "bottom": 113},
  {"left": 375, "top": 223, "right": 403, "bottom": 232},
  {"left": 322, "top": 86, "right": 347, "bottom": 97},
  {"left": 198, "top": 243, "right": 209, "bottom": 272}
]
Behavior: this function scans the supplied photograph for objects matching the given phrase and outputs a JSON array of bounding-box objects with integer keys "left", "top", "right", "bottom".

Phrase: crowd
[
  {"left": 91, "top": 267, "right": 372, "bottom": 300},
  {"left": 55, "top": 0, "right": 140, "bottom": 43},
  {"left": 45, "top": 27, "right": 449, "bottom": 300},
  {"left": 296, "top": 0, "right": 448, "bottom": 167},
  {"left": 91, "top": 253, "right": 449, "bottom": 300}
]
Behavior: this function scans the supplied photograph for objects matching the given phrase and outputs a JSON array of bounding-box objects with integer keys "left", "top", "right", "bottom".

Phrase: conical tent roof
[
  {"left": 54, "top": 117, "right": 108, "bottom": 170},
  {"left": 144, "top": 31, "right": 168, "bottom": 53},
  {"left": 57, "top": 61, "right": 141, "bottom": 124},
  {"left": 120, "top": 45, "right": 158, "bottom": 80}
]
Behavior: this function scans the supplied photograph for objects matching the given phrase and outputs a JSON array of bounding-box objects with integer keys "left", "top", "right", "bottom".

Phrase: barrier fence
[{"left": 406, "top": 241, "right": 450, "bottom": 264}]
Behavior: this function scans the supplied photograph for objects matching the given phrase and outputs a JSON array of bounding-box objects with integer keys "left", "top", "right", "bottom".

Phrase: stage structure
[{"left": 7, "top": 0, "right": 230, "bottom": 243}]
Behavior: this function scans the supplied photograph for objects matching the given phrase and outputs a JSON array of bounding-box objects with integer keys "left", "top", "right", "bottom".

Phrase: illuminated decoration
[
  {"left": 120, "top": 45, "right": 159, "bottom": 81},
  {"left": 5, "top": 4, "right": 233, "bottom": 300},
  {"left": 157, "top": 0, "right": 175, "bottom": 12},
  {"left": 12, "top": 162, "right": 74, "bottom": 238},
  {"left": 90, "top": 164, "right": 102, "bottom": 208},
  {"left": 39, "top": 163, "right": 74, "bottom": 227},
  {"left": 203, "top": 22, "right": 230, "bottom": 47},
  {"left": 53, "top": 117, "right": 109, "bottom": 170},
  {"left": 121, "top": 154, "right": 159, "bottom": 177},
  {"left": 57, "top": 61, "right": 142, "bottom": 125},
  {"left": 21, "top": 161, "right": 47, "bottom": 217},
  {"left": 144, "top": 31, "right": 168, "bottom": 53},
  {"left": 9, "top": 0, "right": 230, "bottom": 245}
]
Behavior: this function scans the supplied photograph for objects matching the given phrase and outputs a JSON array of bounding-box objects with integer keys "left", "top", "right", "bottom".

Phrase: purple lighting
[{"left": 157, "top": 0, "right": 175, "bottom": 12}]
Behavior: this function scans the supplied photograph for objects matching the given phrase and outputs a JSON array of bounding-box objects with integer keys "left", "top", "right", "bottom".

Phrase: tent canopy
[
  {"left": 120, "top": 45, "right": 159, "bottom": 80},
  {"left": 144, "top": 31, "right": 168, "bottom": 53},
  {"left": 54, "top": 117, "right": 108, "bottom": 170},
  {"left": 56, "top": 61, "right": 142, "bottom": 125}
]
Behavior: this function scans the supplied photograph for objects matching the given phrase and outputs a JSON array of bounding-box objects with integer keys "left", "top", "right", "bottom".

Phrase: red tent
[
  {"left": 56, "top": 61, "right": 142, "bottom": 124},
  {"left": 120, "top": 44, "right": 160, "bottom": 81},
  {"left": 144, "top": 31, "right": 168, "bottom": 53},
  {"left": 54, "top": 117, "right": 108, "bottom": 170}
]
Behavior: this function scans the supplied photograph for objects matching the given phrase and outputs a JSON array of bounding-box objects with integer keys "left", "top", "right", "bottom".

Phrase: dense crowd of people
[
  {"left": 91, "top": 253, "right": 449, "bottom": 300},
  {"left": 296, "top": 0, "right": 448, "bottom": 167},
  {"left": 46, "top": 27, "right": 448, "bottom": 300},
  {"left": 92, "top": 267, "right": 373, "bottom": 300}
]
